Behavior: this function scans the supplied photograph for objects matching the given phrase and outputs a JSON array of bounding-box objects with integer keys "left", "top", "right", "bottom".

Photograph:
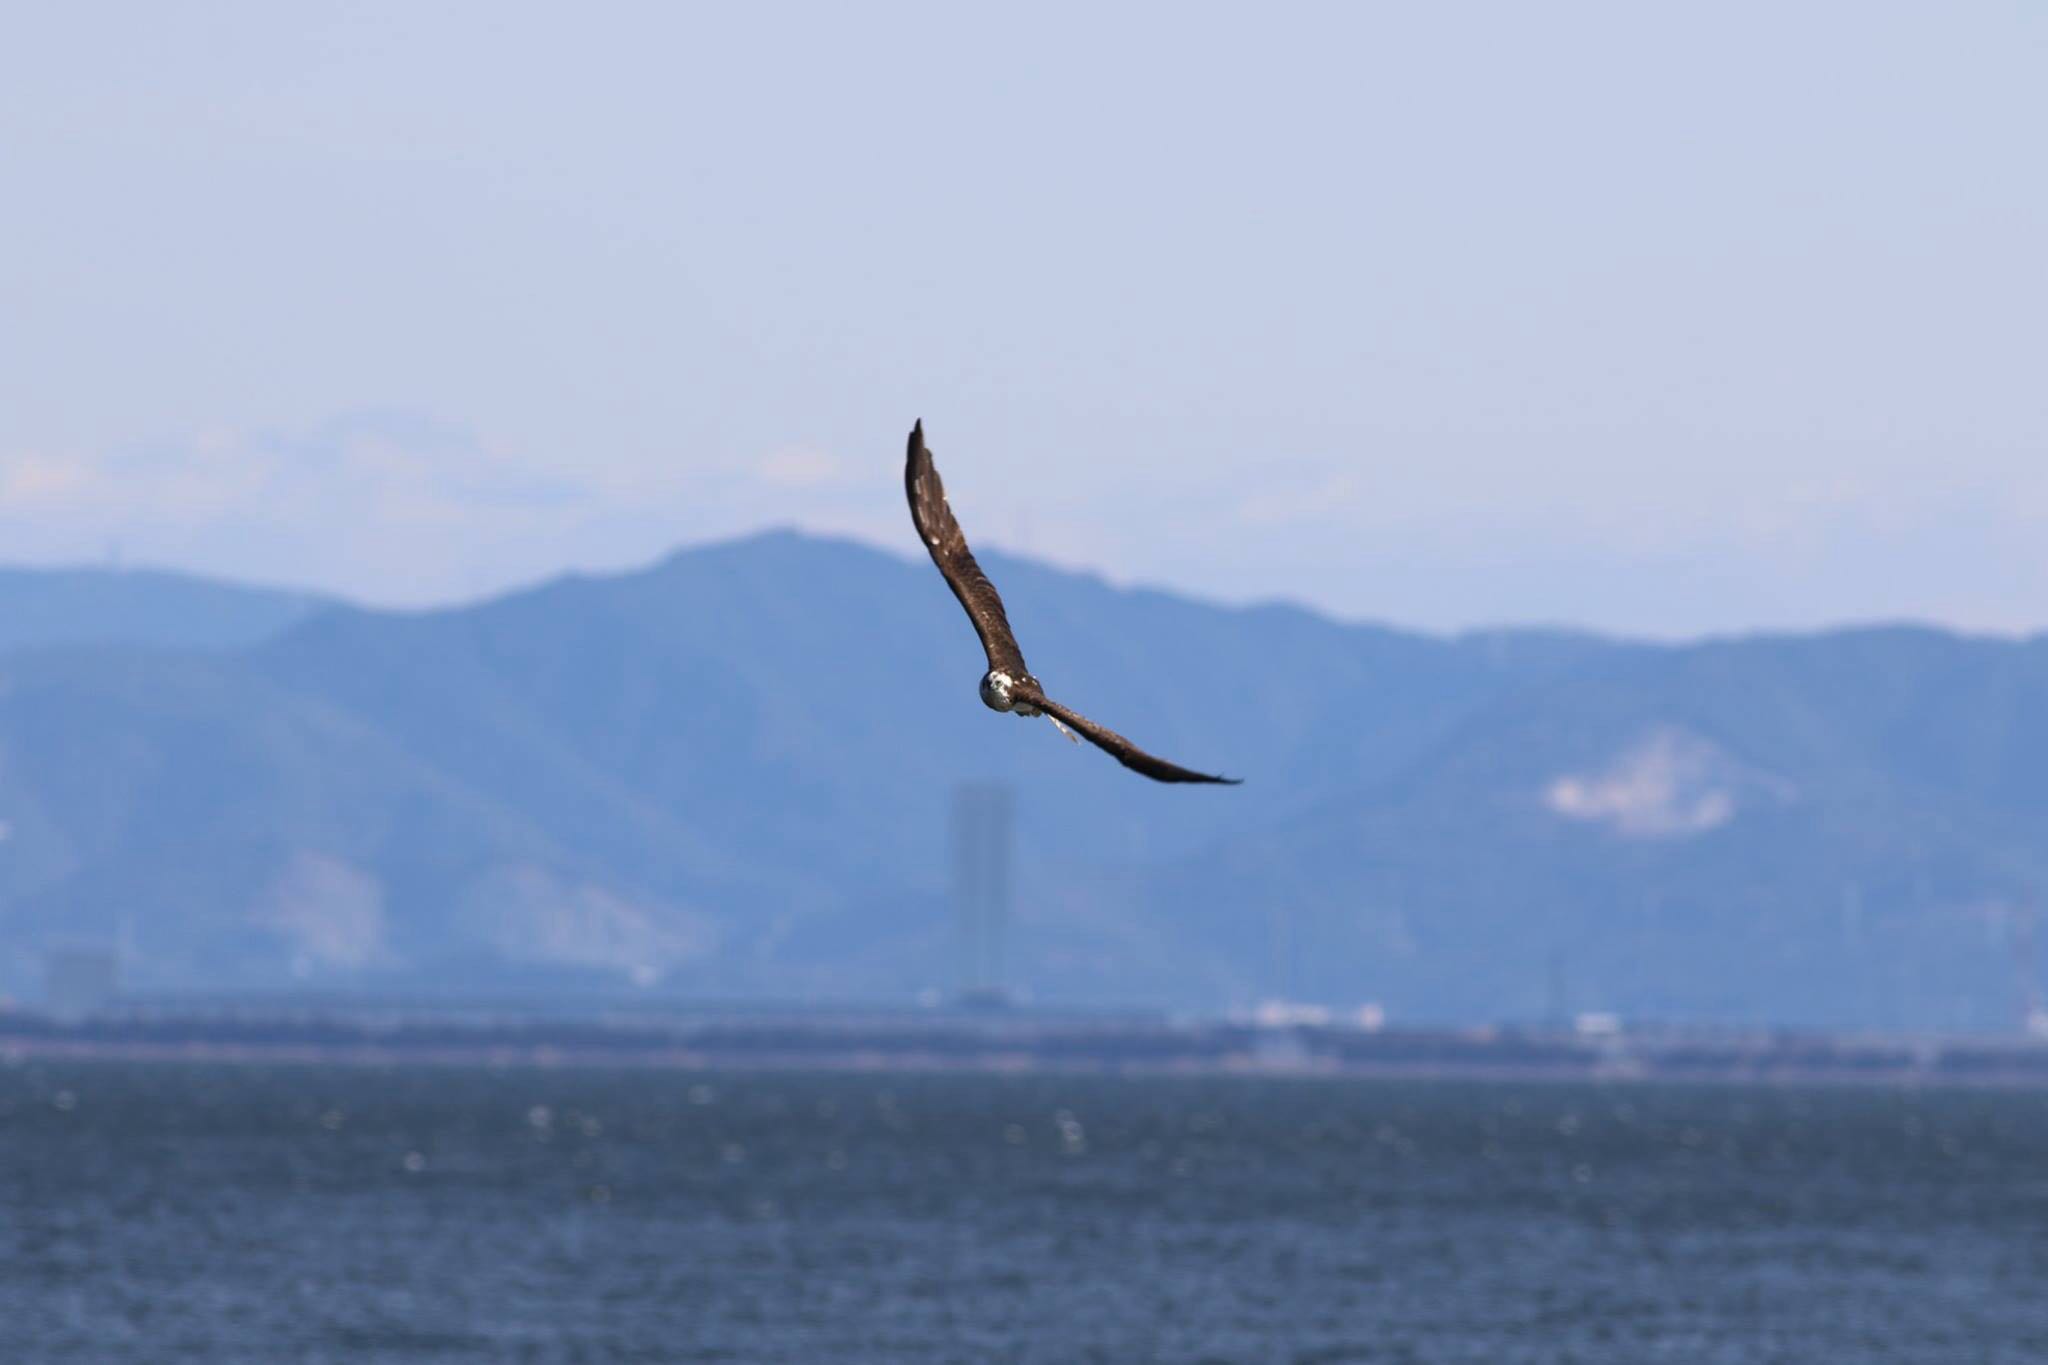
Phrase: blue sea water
[{"left": 4, "top": 1061, "right": 2047, "bottom": 1363}]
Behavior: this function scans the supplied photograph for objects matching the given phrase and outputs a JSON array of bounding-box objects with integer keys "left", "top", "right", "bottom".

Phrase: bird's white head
[{"left": 978, "top": 670, "right": 1016, "bottom": 713}]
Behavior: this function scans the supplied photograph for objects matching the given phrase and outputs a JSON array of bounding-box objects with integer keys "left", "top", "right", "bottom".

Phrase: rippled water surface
[{"left": 5, "top": 1061, "right": 2048, "bottom": 1363}]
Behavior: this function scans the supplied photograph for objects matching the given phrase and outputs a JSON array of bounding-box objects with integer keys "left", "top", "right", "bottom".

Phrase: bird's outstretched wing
[
  {"left": 904, "top": 421, "right": 1029, "bottom": 679},
  {"left": 1018, "top": 686, "right": 1242, "bottom": 785}
]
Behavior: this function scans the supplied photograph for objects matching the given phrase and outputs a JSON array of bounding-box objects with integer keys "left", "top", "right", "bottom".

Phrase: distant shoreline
[{"left": 9, "top": 1010, "right": 2048, "bottom": 1089}]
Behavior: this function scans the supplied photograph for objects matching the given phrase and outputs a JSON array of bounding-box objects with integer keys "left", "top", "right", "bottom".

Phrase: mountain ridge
[{"left": 1, "top": 531, "right": 2043, "bottom": 1030}]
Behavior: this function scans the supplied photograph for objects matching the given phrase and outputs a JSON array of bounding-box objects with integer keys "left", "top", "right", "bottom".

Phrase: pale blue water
[{"left": 5, "top": 1062, "right": 2047, "bottom": 1363}]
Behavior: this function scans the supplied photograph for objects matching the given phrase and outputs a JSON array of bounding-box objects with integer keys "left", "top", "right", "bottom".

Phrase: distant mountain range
[
  {"left": 2, "top": 532, "right": 2043, "bottom": 1032},
  {"left": 0, "top": 565, "right": 327, "bottom": 651}
]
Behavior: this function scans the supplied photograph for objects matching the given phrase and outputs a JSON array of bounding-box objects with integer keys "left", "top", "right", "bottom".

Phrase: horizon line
[{"left": 0, "top": 525, "right": 2033, "bottom": 650}]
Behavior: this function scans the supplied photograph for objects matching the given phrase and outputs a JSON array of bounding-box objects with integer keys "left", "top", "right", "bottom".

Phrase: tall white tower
[{"left": 951, "top": 781, "right": 1014, "bottom": 1005}]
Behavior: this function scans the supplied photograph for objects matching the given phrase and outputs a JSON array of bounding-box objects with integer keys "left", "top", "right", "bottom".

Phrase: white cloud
[
  {"left": 0, "top": 410, "right": 905, "bottom": 606},
  {"left": 756, "top": 446, "right": 845, "bottom": 489},
  {"left": 1544, "top": 726, "right": 1793, "bottom": 839}
]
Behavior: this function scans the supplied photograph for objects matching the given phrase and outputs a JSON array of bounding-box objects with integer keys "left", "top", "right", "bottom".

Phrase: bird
[{"left": 904, "top": 420, "right": 1241, "bottom": 785}]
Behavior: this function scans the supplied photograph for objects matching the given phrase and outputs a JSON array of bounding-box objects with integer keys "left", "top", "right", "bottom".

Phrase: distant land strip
[{"left": 8, "top": 1010, "right": 2048, "bottom": 1089}]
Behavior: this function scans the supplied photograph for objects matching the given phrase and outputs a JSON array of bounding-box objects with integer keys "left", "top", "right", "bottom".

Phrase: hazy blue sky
[{"left": 1, "top": 3, "right": 2041, "bottom": 636}]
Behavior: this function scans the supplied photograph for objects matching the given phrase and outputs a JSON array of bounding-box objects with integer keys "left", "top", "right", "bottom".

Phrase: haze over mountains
[{"left": 2, "top": 532, "right": 2044, "bottom": 1033}]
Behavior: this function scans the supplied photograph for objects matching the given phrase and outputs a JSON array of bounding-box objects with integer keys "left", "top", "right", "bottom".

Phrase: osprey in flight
[{"left": 904, "top": 421, "right": 1240, "bottom": 785}]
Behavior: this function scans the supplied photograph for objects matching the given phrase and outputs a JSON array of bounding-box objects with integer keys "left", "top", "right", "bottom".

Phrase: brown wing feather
[
  {"left": 1021, "top": 688, "right": 1242, "bottom": 785},
  {"left": 904, "top": 421, "right": 1029, "bottom": 678}
]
